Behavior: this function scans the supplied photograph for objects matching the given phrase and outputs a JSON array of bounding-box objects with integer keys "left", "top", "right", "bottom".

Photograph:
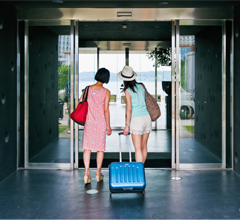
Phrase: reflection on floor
[
  {"left": 30, "top": 129, "right": 222, "bottom": 167},
  {"left": 78, "top": 130, "right": 172, "bottom": 167},
  {"left": 29, "top": 139, "right": 70, "bottom": 163},
  {"left": 78, "top": 130, "right": 171, "bottom": 153},
  {"left": 1, "top": 169, "right": 240, "bottom": 219},
  {"left": 180, "top": 139, "right": 221, "bottom": 163}
]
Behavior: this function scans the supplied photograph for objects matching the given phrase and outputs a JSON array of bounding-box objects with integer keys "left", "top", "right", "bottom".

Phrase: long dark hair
[{"left": 122, "top": 80, "right": 139, "bottom": 93}]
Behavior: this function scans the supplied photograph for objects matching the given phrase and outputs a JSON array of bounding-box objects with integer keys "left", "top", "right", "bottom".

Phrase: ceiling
[
  {"left": 18, "top": 0, "right": 232, "bottom": 41},
  {"left": 78, "top": 21, "right": 171, "bottom": 41},
  {"left": 45, "top": 21, "right": 213, "bottom": 41},
  {"left": 10, "top": 0, "right": 240, "bottom": 9}
]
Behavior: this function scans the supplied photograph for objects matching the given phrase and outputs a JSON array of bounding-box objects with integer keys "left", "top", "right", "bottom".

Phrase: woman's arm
[
  {"left": 123, "top": 90, "right": 132, "bottom": 135},
  {"left": 104, "top": 90, "right": 112, "bottom": 136}
]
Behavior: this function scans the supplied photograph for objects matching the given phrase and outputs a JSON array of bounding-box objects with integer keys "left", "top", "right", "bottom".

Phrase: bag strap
[
  {"left": 139, "top": 82, "right": 147, "bottom": 92},
  {"left": 83, "top": 86, "right": 90, "bottom": 102}
]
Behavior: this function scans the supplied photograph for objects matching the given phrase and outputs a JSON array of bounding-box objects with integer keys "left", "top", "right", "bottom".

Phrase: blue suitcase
[{"left": 109, "top": 132, "right": 146, "bottom": 195}]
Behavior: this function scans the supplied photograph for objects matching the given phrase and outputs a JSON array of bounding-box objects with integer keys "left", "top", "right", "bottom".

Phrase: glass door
[
  {"left": 24, "top": 20, "right": 77, "bottom": 169},
  {"left": 175, "top": 20, "right": 227, "bottom": 169}
]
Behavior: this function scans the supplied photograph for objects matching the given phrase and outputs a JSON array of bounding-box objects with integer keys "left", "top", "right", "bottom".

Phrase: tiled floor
[{"left": 1, "top": 169, "right": 240, "bottom": 219}]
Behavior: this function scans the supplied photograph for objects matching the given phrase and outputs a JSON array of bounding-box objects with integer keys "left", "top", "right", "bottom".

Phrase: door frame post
[{"left": 171, "top": 20, "right": 176, "bottom": 169}]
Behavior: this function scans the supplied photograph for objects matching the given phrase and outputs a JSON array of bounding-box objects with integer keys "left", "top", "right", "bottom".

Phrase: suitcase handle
[
  {"left": 118, "top": 132, "right": 132, "bottom": 162},
  {"left": 118, "top": 132, "right": 130, "bottom": 135}
]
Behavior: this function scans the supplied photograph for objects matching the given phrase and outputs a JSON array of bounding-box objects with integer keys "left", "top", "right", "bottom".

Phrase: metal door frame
[
  {"left": 22, "top": 20, "right": 79, "bottom": 169},
  {"left": 173, "top": 19, "right": 233, "bottom": 170}
]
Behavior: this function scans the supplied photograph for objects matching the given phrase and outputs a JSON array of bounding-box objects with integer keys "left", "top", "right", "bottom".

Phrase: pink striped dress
[{"left": 82, "top": 87, "right": 108, "bottom": 151}]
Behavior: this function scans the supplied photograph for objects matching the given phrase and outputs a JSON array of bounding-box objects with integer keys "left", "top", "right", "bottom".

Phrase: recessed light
[
  {"left": 122, "top": 24, "right": 127, "bottom": 29},
  {"left": 158, "top": 2, "right": 168, "bottom": 5},
  {"left": 117, "top": 12, "right": 132, "bottom": 17},
  {"left": 52, "top": 0, "right": 63, "bottom": 3}
]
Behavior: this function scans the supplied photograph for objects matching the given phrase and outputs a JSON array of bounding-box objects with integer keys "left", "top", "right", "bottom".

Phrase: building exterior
[
  {"left": 1, "top": 1, "right": 240, "bottom": 184},
  {"left": 58, "top": 35, "right": 71, "bottom": 65}
]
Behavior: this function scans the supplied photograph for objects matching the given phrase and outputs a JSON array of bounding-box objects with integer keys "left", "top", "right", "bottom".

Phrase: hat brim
[{"left": 118, "top": 71, "right": 137, "bottom": 81}]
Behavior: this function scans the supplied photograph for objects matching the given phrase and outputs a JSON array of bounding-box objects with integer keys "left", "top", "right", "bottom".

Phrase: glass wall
[
  {"left": 179, "top": 25, "right": 222, "bottom": 164},
  {"left": 129, "top": 51, "right": 169, "bottom": 130},
  {"left": 99, "top": 51, "right": 125, "bottom": 128},
  {"left": 79, "top": 48, "right": 97, "bottom": 97}
]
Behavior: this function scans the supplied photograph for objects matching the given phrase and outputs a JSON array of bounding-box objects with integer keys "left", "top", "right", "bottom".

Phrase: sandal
[
  {"left": 96, "top": 171, "right": 104, "bottom": 183},
  {"left": 84, "top": 170, "right": 91, "bottom": 184}
]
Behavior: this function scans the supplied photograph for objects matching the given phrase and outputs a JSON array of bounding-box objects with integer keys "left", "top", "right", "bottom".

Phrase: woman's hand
[
  {"left": 123, "top": 125, "right": 129, "bottom": 135},
  {"left": 106, "top": 126, "right": 112, "bottom": 136}
]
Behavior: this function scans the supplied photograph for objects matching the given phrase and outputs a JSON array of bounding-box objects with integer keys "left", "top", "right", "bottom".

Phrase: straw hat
[{"left": 118, "top": 66, "right": 137, "bottom": 81}]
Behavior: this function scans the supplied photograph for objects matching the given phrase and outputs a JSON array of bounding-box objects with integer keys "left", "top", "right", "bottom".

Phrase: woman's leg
[
  {"left": 96, "top": 151, "right": 104, "bottom": 175},
  {"left": 131, "top": 134, "right": 143, "bottom": 163},
  {"left": 83, "top": 149, "right": 91, "bottom": 178},
  {"left": 141, "top": 132, "right": 150, "bottom": 164}
]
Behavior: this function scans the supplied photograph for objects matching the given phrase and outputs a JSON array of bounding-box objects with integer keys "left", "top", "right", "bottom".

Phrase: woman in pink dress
[{"left": 79, "top": 68, "right": 112, "bottom": 184}]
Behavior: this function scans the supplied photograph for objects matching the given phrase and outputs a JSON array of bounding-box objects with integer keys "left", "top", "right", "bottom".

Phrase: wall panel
[
  {"left": 234, "top": 4, "right": 240, "bottom": 174},
  {"left": 0, "top": 2, "right": 17, "bottom": 182},
  {"left": 28, "top": 26, "right": 58, "bottom": 160},
  {"left": 195, "top": 26, "right": 222, "bottom": 159}
]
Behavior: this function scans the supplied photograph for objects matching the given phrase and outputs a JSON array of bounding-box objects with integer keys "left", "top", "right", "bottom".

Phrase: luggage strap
[{"left": 118, "top": 132, "right": 132, "bottom": 162}]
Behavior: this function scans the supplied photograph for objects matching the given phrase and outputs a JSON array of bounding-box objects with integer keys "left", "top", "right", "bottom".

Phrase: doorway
[
  {"left": 20, "top": 18, "right": 233, "bottom": 170},
  {"left": 77, "top": 21, "right": 173, "bottom": 168}
]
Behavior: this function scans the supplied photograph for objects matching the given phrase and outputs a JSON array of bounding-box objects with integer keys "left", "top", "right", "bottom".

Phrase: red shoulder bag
[{"left": 69, "top": 86, "right": 89, "bottom": 126}]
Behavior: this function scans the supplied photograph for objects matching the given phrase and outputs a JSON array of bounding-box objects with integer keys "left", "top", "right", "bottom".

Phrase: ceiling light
[
  {"left": 122, "top": 24, "right": 127, "bottom": 29},
  {"left": 158, "top": 2, "right": 168, "bottom": 5},
  {"left": 117, "top": 12, "right": 132, "bottom": 17},
  {"left": 52, "top": 0, "right": 63, "bottom": 3}
]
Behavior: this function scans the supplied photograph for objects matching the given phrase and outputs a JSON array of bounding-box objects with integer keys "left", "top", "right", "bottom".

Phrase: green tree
[
  {"left": 58, "top": 65, "right": 70, "bottom": 91},
  {"left": 146, "top": 48, "right": 171, "bottom": 68}
]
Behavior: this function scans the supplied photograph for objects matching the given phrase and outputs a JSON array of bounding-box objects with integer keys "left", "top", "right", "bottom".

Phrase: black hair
[
  {"left": 122, "top": 80, "right": 138, "bottom": 93},
  {"left": 94, "top": 68, "right": 110, "bottom": 84}
]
